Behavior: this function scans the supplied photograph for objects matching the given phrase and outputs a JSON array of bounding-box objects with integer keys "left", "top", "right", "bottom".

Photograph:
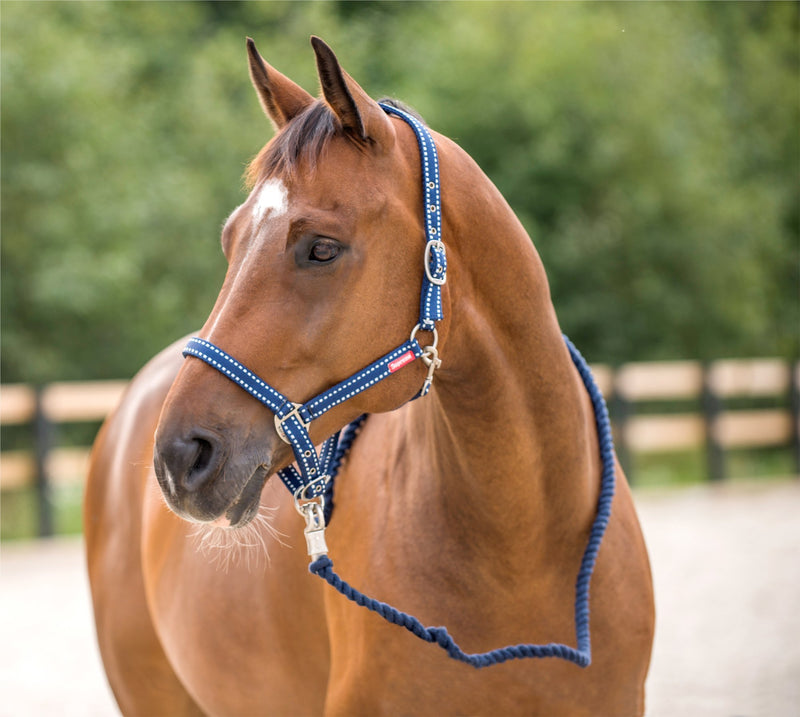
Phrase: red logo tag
[{"left": 388, "top": 350, "right": 416, "bottom": 373}]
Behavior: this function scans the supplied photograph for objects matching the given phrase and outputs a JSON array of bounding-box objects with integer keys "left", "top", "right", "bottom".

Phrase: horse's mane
[{"left": 245, "top": 98, "right": 424, "bottom": 188}]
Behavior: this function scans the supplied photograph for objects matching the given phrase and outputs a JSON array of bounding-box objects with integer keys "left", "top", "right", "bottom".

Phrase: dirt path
[
  {"left": 636, "top": 480, "right": 800, "bottom": 717},
  {"left": 0, "top": 536, "right": 116, "bottom": 716},
  {"left": 1, "top": 480, "right": 798, "bottom": 716}
]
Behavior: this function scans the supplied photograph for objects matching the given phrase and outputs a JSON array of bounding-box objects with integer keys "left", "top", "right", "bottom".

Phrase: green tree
[{"left": 2, "top": 1, "right": 796, "bottom": 384}]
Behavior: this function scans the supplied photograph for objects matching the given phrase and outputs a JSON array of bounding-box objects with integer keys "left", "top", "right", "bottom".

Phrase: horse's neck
[{"left": 402, "top": 142, "right": 600, "bottom": 566}]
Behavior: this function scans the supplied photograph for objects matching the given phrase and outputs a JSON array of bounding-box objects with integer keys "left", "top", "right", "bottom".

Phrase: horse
[{"left": 84, "top": 36, "right": 654, "bottom": 716}]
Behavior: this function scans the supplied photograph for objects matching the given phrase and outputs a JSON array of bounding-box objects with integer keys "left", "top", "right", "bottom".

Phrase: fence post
[
  {"left": 610, "top": 388, "right": 634, "bottom": 484},
  {"left": 702, "top": 363, "right": 725, "bottom": 482},
  {"left": 791, "top": 361, "right": 800, "bottom": 478},
  {"left": 33, "top": 385, "right": 54, "bottom": 537}
]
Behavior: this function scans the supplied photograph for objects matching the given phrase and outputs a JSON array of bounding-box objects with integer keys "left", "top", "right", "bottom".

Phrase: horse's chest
[{"left": 142, "top": 505, "right": 329, "bottom": 714}]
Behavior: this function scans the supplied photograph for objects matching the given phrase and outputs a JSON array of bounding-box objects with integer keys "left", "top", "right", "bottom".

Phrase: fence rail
[{"left": 1, "top": 360, "right": 798, "bottom": 536}]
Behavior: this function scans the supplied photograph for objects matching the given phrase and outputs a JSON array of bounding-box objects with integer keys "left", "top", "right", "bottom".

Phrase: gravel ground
[
  {"left": 638, "top": 480, "right": 800, "bottom": 717},
  {"left": 1, "top": 479, "right": 798, "bottom": 717}
]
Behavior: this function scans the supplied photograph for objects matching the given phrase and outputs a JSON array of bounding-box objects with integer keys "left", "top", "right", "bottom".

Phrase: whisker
[{"left": 187, "top": 501, "right": 288, "bottom": 573}]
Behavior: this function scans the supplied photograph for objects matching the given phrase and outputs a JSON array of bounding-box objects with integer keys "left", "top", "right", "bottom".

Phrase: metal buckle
[
  {"left": 424, "top": 239, "right": 447, "bottom": 286},
  {"left": 274, "top": 402, "right": 307, "bottom": 444}
]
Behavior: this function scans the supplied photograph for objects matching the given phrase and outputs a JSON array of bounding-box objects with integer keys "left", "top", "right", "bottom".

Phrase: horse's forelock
[
  {"left": 245, "top": 97, "right": 426, "bottom": 188},
  {"left": 245, "top": 100, "right": 338, "bottom": 187}
]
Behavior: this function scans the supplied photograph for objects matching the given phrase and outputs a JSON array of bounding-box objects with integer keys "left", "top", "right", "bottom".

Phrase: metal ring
[{"left": 410, "top": 323, "right": 439, "bottom": 351}]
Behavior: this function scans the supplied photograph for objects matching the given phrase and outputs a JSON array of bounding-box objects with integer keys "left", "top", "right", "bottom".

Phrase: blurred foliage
[
  {"left": 1, "top": 484, "right": 84, "bottom": 541},
  {"left": 2, "top": 1, "right": 798, "bottom": 383}
]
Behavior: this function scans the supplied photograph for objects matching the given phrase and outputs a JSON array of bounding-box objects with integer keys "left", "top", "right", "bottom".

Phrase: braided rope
[
  {"left": 309, "top": 336, "right": 615, "bottom": 669},
  {"left": 323, "top": 414, "right": 368, "bottom": 525}
]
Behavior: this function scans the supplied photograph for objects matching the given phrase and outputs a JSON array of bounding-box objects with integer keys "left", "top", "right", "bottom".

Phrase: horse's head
[{"left": 153, "top": 38, "right": 445, "bottom": 527}]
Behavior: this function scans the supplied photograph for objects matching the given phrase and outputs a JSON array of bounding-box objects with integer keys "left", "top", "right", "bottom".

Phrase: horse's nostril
[
  {"left": 157, "top": 431, "right": 223, "bottom": 494},
  {"left": 191, "top": 438, "right": 214, "bottom": 476},
  {"left": 181, "top": 434, "right": 221, "bottom": 492}
]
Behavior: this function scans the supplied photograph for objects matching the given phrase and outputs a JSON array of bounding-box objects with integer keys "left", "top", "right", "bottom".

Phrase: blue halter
[
  {"left": 184, "top": 103, "right": 445, "bottom": 506},
  {"left": 182, "top": 103, "right": 615, "bottom": 669}
]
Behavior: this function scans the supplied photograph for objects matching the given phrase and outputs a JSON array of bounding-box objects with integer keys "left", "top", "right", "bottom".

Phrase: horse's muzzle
[{"left": 153, "top": 426, "right": 273, "bottom": 527}]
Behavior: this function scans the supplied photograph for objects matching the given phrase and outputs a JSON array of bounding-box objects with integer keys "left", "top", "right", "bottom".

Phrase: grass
[
  {"left": 628, "top": 445, "right": 797, "bottom": 488},
  {"left": 1, "top": 483, "right": 84, "bottom": 541}
]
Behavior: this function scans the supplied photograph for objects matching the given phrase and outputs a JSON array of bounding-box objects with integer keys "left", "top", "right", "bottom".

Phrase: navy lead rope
[
  {"left": 182, "top": 104, "right": 616, "bottom": 669},
  {"left": 309, "top": 336, "right": 615, "bottom": 669}
]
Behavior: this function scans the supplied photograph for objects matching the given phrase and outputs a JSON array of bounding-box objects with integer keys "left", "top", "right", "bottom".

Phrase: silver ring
[{"left": 410, "top": 323, "right": 439, "bottom": 351}]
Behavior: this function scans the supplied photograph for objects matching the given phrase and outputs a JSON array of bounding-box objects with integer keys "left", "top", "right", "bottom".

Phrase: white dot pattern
[
  {"left": 379, "top": 103, "right": 446, "bottom": 331},
  {"left": 183, "top": 337, "right": 424, "bottom": 497}
]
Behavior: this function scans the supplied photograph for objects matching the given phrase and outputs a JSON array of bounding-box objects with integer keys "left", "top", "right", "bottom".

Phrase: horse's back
[{"left": 85, "top": 337, "right": 204, "bottom": 715}]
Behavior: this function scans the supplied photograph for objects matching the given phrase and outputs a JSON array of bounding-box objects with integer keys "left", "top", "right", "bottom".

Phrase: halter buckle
[
  {"left": 424, "top": 239, "right": 447, "bottom": 286},
  {"left": 274, "top": 402, "right": 307, "bottom": 444}
]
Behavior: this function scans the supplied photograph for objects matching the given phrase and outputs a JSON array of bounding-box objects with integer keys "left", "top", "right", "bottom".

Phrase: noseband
[{"left": 181, "top": 105, "right": 616, "bottom": 669}]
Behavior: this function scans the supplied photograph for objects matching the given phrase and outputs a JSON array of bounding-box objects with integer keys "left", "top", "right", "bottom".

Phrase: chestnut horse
[{"left": 85, "top": 37, "right": 654, "bottom": 716}]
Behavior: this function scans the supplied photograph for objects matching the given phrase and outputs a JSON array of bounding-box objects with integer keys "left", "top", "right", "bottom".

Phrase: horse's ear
[
  {"left": 310, "top": 36, "right": 394, "bottom": 151},
  {"left": 247, "top": 38, "right": 314, "bottom": 130}
]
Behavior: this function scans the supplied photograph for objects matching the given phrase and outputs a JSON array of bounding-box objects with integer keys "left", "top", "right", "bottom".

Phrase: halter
[
  {"left": 181, "top": 104, "right": 615, "bottom": 669},
  {"left": 184, "top": 104, "right": 444, "bottom": 510}
]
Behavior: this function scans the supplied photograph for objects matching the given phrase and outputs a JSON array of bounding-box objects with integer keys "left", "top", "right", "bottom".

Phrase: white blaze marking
[{"left": 252, "top": 178, "right": 288, "bottom": 224}]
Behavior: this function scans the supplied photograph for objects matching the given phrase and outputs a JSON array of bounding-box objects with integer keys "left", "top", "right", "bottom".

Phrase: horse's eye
[{"left": 309, "top": 240, "right": 340, "bottom": 263}]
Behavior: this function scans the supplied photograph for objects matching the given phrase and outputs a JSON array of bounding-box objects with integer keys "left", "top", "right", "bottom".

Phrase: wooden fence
[
  {"left": 1, "top": 381, "right": 128, "bottom": 536},
  {"left": 2, "top": 359, "right": 798, "bottom": 536}
]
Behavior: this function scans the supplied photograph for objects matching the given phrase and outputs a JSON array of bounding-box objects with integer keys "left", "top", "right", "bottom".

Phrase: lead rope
[
  {"left": 183, "top": 104, "right": 615, "bottom": 668},
  {"left": 321, "top": 413, "right": 367, "bottom": 525},
  {"left": 307, "top": 336, "right": 615, "bottom": 669}
]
